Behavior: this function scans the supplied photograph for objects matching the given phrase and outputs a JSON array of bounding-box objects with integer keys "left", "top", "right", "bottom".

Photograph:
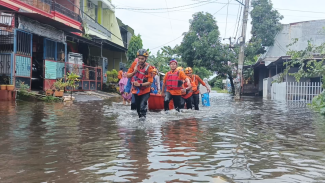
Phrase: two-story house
[{"left": 0, "top": 0, "right": 133, "bottom": 92}]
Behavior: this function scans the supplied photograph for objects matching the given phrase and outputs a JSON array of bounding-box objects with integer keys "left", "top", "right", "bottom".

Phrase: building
[
  {"left": 0, "top": 0, "right": 132, "bottom": 92},
  {"left": 244, "top": 20, "right": 325, "bottom": 100}
]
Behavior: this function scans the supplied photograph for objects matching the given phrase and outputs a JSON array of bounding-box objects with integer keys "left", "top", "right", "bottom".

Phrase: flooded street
[{"left": 1, "top": 92, "right": 325, "bottom": 183}]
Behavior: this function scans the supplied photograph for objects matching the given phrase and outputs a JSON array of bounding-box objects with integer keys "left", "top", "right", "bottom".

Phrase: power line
[
  {"left": 119, "top": 1, "right": 216, "bottom": 14},
  {"left": 115, "top": 1, "right": 209, "bottom": 10},
  {"left": 233, "top": 3, "right": 242, "bottom": 38},
  {"left": 213, "top": 0, "right": 233, "bottom": 15},
  {"left": 116, "top": 0, "right": 238, "bottom": 11},
  {"left": 224, "top": 0, "right": 230, "bottom": 37},
  {"left": 164, "top": 0, "right": 173, "bottom": 34}
]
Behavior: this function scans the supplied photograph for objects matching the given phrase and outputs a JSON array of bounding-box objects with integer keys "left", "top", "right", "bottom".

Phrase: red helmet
[{"left": 169, "top": 59, "right": 177, "bottom": 64}]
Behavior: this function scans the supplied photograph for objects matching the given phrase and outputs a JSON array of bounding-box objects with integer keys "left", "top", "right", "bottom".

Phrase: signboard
[{"left": 18, "top": 15, "right": 65, "bottom": 42}]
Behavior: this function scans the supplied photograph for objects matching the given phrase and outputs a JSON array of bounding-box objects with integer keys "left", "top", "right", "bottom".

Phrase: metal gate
[
  {"left": 14, "top": 29, "right": 32, "bottom": 88},
  {"left": 271, "top": 82, "right": 323, "bottom": 103}
]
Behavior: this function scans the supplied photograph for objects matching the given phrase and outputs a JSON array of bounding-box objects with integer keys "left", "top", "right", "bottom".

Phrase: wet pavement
[{"left": 0, "top": 92, "right": 325, "bottom": 182}]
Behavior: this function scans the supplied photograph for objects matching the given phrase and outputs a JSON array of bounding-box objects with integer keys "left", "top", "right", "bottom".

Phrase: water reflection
[{"left": 0, "top": 94, "right": 325, "bottom": 182}]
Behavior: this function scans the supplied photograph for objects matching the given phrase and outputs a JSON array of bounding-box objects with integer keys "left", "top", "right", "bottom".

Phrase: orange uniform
[
  {"left": 118, "top": 70, "right": 123, "bottom": 80},
  {"left": 163, "top": 70, "right": 188, "bottom": 95},
  {"left": 127, "top": 63, "right": 153, "bottom": 96},
  {"left": 191, "top": 74, "right": 206, "bottom": 94}
]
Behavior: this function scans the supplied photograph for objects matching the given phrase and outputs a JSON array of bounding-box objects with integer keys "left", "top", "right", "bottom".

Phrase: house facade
[
  {"left": 244, "top": 20, "right": 325, "bottom": 100},
  {"left": 0, "top": 0, "right": 133, "bottom": 91}
]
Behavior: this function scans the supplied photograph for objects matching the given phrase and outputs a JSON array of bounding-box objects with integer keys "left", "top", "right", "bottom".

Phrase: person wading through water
[
  {"left": 127, "top": 49, "right": 153, "bottom": 119},
  {"left": 180, "top": 67, "right": 198, "bottom": 109},
  {"left": 184, "top": 67, "right": 210, "bottom": 110},
  {"left": 161, "top": 59, "right": 191, "bottom": 112}
]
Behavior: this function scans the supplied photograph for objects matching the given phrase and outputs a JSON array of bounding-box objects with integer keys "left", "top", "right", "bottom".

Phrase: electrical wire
[
  {"left": 224, "top": 0, "right": 230, "bottom": 37},
  {"left": 119, "top": 1, "right": 216, "bottom": 14},
  {"left": 164, "top": 0, "right": 174, "bottom": 34},
  {"left": 233, "top": 3, "right": 242, "bottom": 38},
  {"left": 213, "top": 0, "right": 233, "bottom": 15},
  {"left": 115, "top": 1, "right": 210, "bottom": 10}
]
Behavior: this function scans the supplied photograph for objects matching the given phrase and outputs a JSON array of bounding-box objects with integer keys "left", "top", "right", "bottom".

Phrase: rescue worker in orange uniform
[
  {"left": 161, "top": 59, "right": 191, "bottom": 112},
  {"left": 127, "top": 49, "right": 153, "bottom": 119},
  {"left": 180, "top": 68, "right": 198, "bottom": 109},
  {"left": 185, "top": 67, "right": 210, "bottom": 110}
]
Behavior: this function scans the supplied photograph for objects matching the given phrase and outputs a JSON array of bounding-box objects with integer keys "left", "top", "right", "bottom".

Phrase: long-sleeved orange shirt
[
  {"left": 191, "top": 74, "right": 206, "bottom": 94},
  {"left": 127, "top": 63, "right": 153, "bottom": 96},
  {"left": 163, "top": 70, "right": 189, "bottom": 96}
]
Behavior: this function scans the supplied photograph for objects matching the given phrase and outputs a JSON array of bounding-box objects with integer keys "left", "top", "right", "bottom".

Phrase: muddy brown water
[{"left": 0, "top": 93, "right": 325, "bottom": 183}]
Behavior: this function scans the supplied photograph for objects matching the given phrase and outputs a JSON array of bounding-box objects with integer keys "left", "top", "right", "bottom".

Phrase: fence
[
  {"left": 271, "top": 82, "right": 323, "bottom": 103},
  {"left": 65, "top": 63, "right": 102, "bottom": 91}
]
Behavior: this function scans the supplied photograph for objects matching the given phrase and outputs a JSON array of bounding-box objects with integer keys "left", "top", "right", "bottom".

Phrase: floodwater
[{"left": 1, "top": 92, "right": 325, "bottom": 183}]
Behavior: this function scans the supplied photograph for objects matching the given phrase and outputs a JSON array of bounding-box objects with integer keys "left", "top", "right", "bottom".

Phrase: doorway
[{"left": 31, "top": 35, "right": 44, "bottom": 91}]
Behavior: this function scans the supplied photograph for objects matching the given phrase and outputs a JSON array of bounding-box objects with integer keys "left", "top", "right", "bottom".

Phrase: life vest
[
  {"left": 191, "top": 75, "right": 198, "bottom": 92},
  {"left": 182, "top": 79, "right": 193, "bottom": 99},
  {"left": 166, "top": 71, "right": 183, "bottom": 90},
  {"left": 131, "top": 62, "right": 150, "bottom": 90}
]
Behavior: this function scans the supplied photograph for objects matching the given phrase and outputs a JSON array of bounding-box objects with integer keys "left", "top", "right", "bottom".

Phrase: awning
[
  {"left": 15, "top": 12, "right": 82, "bottom": 33},
  {"left": 93, "top": 38, "right": 127, "bottom": 52}
]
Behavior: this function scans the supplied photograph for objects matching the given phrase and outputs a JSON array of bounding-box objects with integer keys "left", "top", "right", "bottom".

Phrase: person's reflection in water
[
  {"left": 120, "top": 128, "right": 154, "bottom": 182},
  {"left": 162, "top": 118, "right": 199, "bottom": 153}
]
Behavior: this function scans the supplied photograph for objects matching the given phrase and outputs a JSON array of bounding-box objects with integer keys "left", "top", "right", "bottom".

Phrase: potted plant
[
  {"left": 6, "top": 77, "right": 15, "bottom": 91},
  {"left": 66, "top": 72, "right": 80, "bottom": 100},
  {"left": 53, "top": 79, "right": 67, "bottom": 97},
  {"left": 106, "top": 69, "right": 119, "bottom": 92},
  {"left": 0, "top": 84, "right": 6, "bottom": 90},
  {"left": 0, "top": 75, "right": 7, "bottom": 90}
]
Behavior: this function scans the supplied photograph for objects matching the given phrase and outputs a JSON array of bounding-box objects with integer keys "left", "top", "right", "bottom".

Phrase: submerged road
[{"left": 0, "top": 92, "right": 325, "bottom": 182}]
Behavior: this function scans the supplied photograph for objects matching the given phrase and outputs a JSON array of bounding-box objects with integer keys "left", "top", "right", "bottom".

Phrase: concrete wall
[
  {"left": 264, "top": 20, "right": 325, "bottom": 58},
  {"left": 89, "top": 46, "right": 127, "bottom": 71}
]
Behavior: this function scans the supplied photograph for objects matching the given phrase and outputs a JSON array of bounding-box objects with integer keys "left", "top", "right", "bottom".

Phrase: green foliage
[
  {"left": 41, "top": 96, "right": 61, "bottom": 102},
  {"left": 106, "top": 69, "right": 119, "bottom": 83},
  {"left": 277, "top": 40, "right": 325, "bottom": 84},
  {"left": 250, "top": 0, "right": 283, "bottom": 46},
  {"left": 16, "top": 81, "right": 29, "bottom": 95},
  {"left": 148, "top": 46, "right": 186, "bottom": 74},
  {"left": 214, "top": 79, "right": 224, "bottom": 89},
  {"left": 53, "top": 78, "right": 68, "bottom": 91},
  {"left": 192, "top": 67, "right": 212, "bottom": 79},
  {"left": 66, "top": 72, "right": 80, "bottom": 99},
  {"left": 310, "top": 91, "right": 325, "bottom": 115},
  {"left": 127, "top": 34, "right": 143, "bottom": 66},
  {"left": 178, "top": 12, "right": 235, "bottom": 77},
  {"left": 278, "top": 39, "right": 325, "bottom": 115},
  {"left": 209, "top": 75, "right": 227, "bottom": 87}
]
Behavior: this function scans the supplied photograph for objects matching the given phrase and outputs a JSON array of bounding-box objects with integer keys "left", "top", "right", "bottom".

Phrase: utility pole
[{"left": 235, "top": 0, "right": 250, "bottom": 100}]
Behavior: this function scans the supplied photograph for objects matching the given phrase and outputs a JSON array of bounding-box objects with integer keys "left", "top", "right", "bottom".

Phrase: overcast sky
[{"left": 115, "top": 0, "right": 325, "bottom": 54}]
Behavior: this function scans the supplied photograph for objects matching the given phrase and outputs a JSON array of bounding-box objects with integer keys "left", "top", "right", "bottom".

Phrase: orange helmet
[
  {"left": 176, "top": 67, "right": 183, "bottom": 71},
  {"left": 185, "top": 67, "right": 193, "bottom": 74},
  {"left": 152, "top": 68, "right": 157, "bottom": 73}
]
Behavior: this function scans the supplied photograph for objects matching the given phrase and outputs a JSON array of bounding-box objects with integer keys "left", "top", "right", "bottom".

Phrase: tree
[
  {"left": 178, "top": 12, "right": 234, "bottom": 91},
  {"left": 250, "top": 0, "right": 283, "bottom": 46},
  {"left": 193, "top": 67, "right": 212, "bottom": 79},
  {"left": 179, "top": 12, "right": 224, "bottom": 68},
  {"left": 127, "top": 34, "right": 143, "bottom": 66}
]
